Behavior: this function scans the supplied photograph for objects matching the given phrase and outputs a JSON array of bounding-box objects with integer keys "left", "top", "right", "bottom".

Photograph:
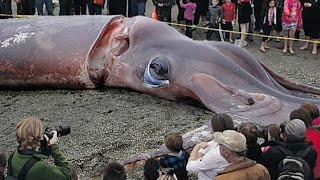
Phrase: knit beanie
[{"left": 285, "top": 119, "right": 306, "bottom": 141}]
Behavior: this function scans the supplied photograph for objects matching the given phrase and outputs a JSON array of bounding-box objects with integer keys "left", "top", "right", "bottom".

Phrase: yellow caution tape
[
  {"left": 1, "top": 13, "right": 319, "bottom": 44},
  {"left": 169, "top": 22, "right": 320, "bottom": 44},
  {"left": 0, "top": 13, "right": 35, "bottom": 18}
]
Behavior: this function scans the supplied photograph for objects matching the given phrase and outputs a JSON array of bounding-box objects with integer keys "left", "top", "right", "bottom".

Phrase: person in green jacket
[{"left": 8, "top": 116, "right": 71, "bottom": 180}]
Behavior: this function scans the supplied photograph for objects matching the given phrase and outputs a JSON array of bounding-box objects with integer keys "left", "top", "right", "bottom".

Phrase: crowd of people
[
  {"left": 0, "top": 0, "right": 145, "bottom": 17},
  {"left": 0, "top": 101, "right": 319, "bottom": 179},
  {"left": 143, "top": 101, "right": 320, "bottom": 180},
  {"left": 0, "top": 0, "right": 319, "bottom": 54},
  {"left": 152, "top": 0, "right": 320, "bottom": 55}
]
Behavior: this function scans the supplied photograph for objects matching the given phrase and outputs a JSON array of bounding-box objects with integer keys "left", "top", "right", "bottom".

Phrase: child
[
  {"left": 206, "top": 0, "right": 223, "bottom": 40},
  {"left": 260, "top": 0, "right": 277, "bottom": 52},
  {"left": 159, "top": 133, "right": 190, "bottom": 180},
  {"left": 281, "top": 0, "right": 302, "bottom": 54},
  {"left": 180, "top": 0, "right": 197, "bottom": 38},
  {"left": 221, "top": 0, "right": 236, "bottom": 42}
]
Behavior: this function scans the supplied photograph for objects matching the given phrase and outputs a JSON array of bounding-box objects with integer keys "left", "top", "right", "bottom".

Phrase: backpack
[
  {"left": 4, "top": 152, "right": 40, "bottom": 180},
  {"left": 277, "top": 146, "right": 312, "bottom": 180}
]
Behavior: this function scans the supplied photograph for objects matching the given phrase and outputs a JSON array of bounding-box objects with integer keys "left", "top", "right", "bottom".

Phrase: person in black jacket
[
  {"left": 258, "top": 119, "right": 317, "bottom": 180},
  {"left": 152, "top": 0, "right": 174, "bottom": 22},
  {"left": 109, "top": 0, "right": 127, "bottom": 16}
]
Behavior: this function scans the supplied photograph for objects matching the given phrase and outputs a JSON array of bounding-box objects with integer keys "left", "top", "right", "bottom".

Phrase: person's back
[
  {"left": 214, "top": 159, "right": 270, "bottom": 180},
  {"left": 8, "top": 116, "right": 71, "bottom": 180},
  {"left": 9, "top": 150, "right": 70, "bottom": 180},
  {"left": 159, "top": 133, "right": 189, "bottom": 180},
  {"left": 259, "top": 119, "right": 317, "bottom": 180}
]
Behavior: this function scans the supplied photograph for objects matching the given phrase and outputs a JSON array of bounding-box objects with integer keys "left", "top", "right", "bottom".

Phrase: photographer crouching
[{"left": 7, "top": 116, "right": 72, "bottom": 180}]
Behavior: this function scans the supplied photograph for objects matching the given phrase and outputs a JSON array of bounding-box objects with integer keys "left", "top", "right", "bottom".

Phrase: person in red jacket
[{"left": 221, "top": 0, "right": 236, "bottom": 42}]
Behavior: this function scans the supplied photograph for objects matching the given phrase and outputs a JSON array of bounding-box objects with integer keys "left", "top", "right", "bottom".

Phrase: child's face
[
  {"left": 212, "top": 0, "right": 219, "bottom": 5},
  {"left": 269, "top": 0, "right": 275, "bottom": 7}
]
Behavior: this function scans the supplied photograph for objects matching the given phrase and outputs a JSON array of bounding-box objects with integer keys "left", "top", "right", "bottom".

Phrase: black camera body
[
  {"left": 44, "top": 125, "right": 71, "bottom": 139},
  {"left": 40, "top": 125, "right": 71, "bottom": 156}
]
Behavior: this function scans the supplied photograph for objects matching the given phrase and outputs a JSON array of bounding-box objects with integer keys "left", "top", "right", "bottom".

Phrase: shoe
[
  {"left": 299, "top": 46, "right": 308, "bottom": 50},
  {"left": 276, "top": 38, "right": 281, "bottom": 42},
  {"left": 243, "top": 41, "right": 248, "bottom": 47},
  {"left": 312, "top": 50, "right": 318, "bottom": 55},
  {"left": 229, "top": 39, "right": 233, "bottom": 43},
  {"left": 289, "top": 49, "right": 295, "bottom": 55},
  {"left": 265, "top": 46, "right": 271, "bottom": 49},
  {"left": 259, "top": 47, "right": 266, "bottom": 52},
  {"left": 282, "top": 49, "right": 287, "bottom": 53}
]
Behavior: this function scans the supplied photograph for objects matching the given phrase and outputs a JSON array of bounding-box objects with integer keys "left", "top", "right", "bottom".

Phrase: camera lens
[{"left": 56, "top": 125, "right": 71, "bottom": 137}]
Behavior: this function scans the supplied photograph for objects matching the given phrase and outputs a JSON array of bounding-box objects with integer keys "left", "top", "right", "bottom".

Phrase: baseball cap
[{"left": 214, "top": 130, "right": 246, "bottom": 152}]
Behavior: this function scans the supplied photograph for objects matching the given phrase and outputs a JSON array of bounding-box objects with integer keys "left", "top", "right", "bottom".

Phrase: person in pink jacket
[
  {"left": 281, "top": 0, "right": 302, "bottom": 54},
  {"left": 180, "top": 0, "right": 197, "bottom": 38}
]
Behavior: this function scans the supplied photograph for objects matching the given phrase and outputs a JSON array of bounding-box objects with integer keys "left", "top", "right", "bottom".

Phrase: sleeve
[
  {"left": 180, "top": 0, "right": 186, "bottom": 8},
  {"left": 233, "top": 3, "right": 237, "bottom": 20},
  {"left": 283, "top": 0, "right": 290, "bottom": 16},
  {"left": 206, "top": 8, "right": 211, "bottom": 21},
  {"left": 186, "top": 150, "right": 226, "bottom": 172},
  {"left": 159, "top": 157, "right": 168, "bottom": 168},
  {"left": 219, "top": 7, "right": 223, "bottom": 19},
  {"left": 45, "top": 144, "right": 71, "bottom": 180}
]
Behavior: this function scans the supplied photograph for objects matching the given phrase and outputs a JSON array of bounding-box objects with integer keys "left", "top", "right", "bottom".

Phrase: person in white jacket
[{"left": 186, "top": 113, "right": 235, "bottom": 180}]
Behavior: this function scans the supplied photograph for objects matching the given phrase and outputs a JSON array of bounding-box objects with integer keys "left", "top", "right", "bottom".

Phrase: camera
[
  {"left": 44, "top": 125, "right": 71, "bottom": 139},
  {"left": 40, "top": 125, "right": 71, "bottom": 155}
]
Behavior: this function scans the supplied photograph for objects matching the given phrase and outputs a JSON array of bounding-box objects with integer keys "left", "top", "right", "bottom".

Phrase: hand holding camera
[
  {"left": 44, "top": 131, "right": 58, "bottom": 146},
  {"left": 40, "top": 125, "right": 71, "bottom": 155}
]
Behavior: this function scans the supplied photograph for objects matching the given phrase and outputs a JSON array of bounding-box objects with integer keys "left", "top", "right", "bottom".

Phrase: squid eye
[
  {"left": 149, "top": 57, "right": 169, "bottom": 80},
  {"left": 143, "top": 57, "right": 170, "bottom": 87}
]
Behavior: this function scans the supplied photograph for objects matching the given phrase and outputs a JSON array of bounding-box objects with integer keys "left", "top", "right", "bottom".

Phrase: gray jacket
[{"left": 207, "top": 5, "right": 223, "bottom": 24}]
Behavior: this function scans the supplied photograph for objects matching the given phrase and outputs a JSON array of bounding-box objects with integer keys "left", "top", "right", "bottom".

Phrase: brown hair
[
  {"left": 164, "top": 133, "right": 183, "bottom": 153},
  {"left": 16, "top": 116, "right": 43, "bottom": 150},
  {"left": 69, "top": 164, "right": 78, "bottom": 180},
  {"left": 300, "top": 102, "right": 320, "bottom": 120},
  {"left": 267, "top": 124, "right": 281, "bottom": 141},
  {"left": 103, "top": 162, "right": 126, "bottom": 180},
  {"left": 238, "top": 123, "right": 258, "bottom": 145},
  {"left": 0, "top": 152, "right": 6, "bottom": 167},
  {"left": 290, "top": 109, "right": 312, "bottom": 127},
  {"left": 211, "top": 113, "right": 234, "bottom": 132}
]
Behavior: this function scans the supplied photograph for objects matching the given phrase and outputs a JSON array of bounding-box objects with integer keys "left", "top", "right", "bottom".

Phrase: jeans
[
  {"left": 36, "top": 0, "right": 53, "bottom": 15},
  {"left": 137, "top": 2, "right": 145, "bottom": 16}
]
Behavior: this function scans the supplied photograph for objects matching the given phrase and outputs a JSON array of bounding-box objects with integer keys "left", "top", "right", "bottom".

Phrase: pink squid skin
[{"left": 1, "top": 16, "right": 320, "bottom": 168}]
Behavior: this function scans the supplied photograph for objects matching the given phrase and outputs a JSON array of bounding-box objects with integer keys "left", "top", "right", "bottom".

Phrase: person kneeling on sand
[{"left": 214, "top": 130, "right": 271, "bottom": 180}]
